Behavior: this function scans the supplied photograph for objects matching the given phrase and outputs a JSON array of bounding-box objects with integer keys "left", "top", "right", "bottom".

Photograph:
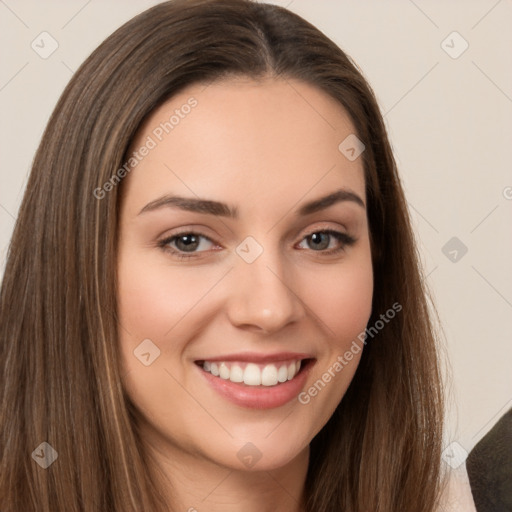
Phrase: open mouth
[{"left": 195, "top": 358, "right": 314, "bottom": 387}]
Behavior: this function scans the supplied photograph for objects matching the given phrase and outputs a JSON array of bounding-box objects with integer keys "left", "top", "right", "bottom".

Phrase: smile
[
  {"left": 200, "top": 359, "right": 302, "bottom": 386},
  {"left": 194, "top": 355, "right": 315, "bottom": 409}
]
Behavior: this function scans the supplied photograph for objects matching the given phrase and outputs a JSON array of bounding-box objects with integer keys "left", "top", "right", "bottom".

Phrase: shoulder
[{"left": 437, "top": 464, "right": 477, "bottom": 512}]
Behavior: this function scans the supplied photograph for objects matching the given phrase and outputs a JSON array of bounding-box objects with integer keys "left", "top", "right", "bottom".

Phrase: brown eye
[
  {"left": 159, "top": 232, "right": 216, "bottom": 255},
  {"left": 174, "top": 234, "right": 201, "bottom": 252}
]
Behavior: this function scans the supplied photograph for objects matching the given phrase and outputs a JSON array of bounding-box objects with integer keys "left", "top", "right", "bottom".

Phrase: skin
[{"left": 117, "top": 76, "right": 373, "bottom": 511}]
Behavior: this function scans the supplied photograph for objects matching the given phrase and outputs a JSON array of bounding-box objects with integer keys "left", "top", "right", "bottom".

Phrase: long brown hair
[{"left": 0, "top": 1, "right": 444, "bottom": 510}]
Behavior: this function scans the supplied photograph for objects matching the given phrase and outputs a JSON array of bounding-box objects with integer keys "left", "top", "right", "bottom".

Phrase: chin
[{"left": 202, "top": 432, "right": 310, "bottom": 473}]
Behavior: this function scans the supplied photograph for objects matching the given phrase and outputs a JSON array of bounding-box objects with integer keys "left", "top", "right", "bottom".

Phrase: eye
[
  {"left": 297, "top": 229, "right": 355, "bottom": 254},
  {"left": 158, "top": 232, "right": 216, "bottom": 257},
  {"left": 158, "top": 228, "right": 355, "bottom": 260}
]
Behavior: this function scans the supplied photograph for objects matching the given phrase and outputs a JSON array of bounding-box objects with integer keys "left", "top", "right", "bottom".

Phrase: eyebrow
[{"left": 138, "top": 188, "right": 365, "bottom": 217}]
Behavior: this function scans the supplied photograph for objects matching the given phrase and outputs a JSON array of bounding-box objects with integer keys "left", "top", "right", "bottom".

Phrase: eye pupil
[
  {"left": 308, "top": 232, "right": 329, "bottom": 250},
  {"left": 176, "top": 234, "right": 199, "bottom": 252}
]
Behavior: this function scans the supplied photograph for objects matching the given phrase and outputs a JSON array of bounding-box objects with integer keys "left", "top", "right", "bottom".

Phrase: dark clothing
[{"left": 467, "top": 408, "right": 512, "bottom": 512}]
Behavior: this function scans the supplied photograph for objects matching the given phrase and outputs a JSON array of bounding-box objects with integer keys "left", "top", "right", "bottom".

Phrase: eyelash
[{"left": 157, "top": 229, "right": 356, "bottom": 260}]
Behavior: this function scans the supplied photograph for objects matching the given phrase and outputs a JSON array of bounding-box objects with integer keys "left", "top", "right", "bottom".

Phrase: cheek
[
  {"left": 116, "top": 251, "right": 230, "bottom": 403},
  {"left": 116, "top": 254, "right": 224, "bottom": 444},
  {"left": 293, "top": 257, "right": 373, "bottom": 435},
  {"left": 117, "top": 253, "right": 222, "bottom": 340},
  {"left": 302, "top": 252, "right": 374, "bottom": 347}
]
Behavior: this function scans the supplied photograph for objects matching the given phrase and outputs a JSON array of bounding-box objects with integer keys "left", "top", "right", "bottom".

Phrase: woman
[{"left": 0, "top": 0, "right": 448, "bottom": 510}]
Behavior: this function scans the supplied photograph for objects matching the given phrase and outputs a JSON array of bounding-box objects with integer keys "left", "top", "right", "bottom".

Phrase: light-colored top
[{"left": 438, "top": 463, "right": 477, "bottom": 512}]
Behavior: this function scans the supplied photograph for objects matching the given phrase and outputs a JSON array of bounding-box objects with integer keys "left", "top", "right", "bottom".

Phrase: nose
[{"left": 225, "top": 248, "right": 306, "bottom": 334}]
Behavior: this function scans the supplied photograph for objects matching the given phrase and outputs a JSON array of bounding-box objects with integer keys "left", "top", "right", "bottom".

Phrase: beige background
[{"left": 1, "top": 0, "right": 511, "bottom": 464}]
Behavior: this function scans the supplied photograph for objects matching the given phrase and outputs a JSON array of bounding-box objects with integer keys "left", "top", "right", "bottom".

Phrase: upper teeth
[{"left": 202, "top": 360, "right": 302, "bottom": 386}]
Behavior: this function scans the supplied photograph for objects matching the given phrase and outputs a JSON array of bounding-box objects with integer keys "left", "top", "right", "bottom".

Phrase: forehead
[{"left": 122, "top": 77, "right": 365, "bottom": 215}]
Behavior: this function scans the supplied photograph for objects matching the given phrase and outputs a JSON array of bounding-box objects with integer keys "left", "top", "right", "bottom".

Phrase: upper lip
[{"left": 196, "top": 352, "right": 314, "bottom": 364}]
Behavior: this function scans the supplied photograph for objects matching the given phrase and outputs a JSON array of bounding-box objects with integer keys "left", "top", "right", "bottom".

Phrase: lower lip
[{"left": 196, "top": 360, "right": 314, "bottom": 409}]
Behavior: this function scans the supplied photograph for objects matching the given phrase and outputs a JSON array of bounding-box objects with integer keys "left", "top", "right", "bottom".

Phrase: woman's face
[{"left": 117, "top": 77, "right": 373, "bottom": 471}]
